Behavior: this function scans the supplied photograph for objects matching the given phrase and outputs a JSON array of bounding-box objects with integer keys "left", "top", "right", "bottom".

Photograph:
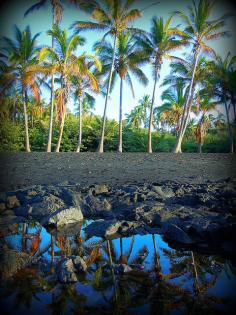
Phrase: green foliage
[
  {"left": 0, "top": 120, "right": 24, "bottom": 151},
  {"left": 0, "top": 116, "right": 232, "bottom": 153}
]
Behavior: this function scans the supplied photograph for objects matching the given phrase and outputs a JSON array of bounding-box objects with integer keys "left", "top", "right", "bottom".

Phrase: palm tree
[
  {"left": 156, "top": 80, "right": 185, "bottom": 135},
  {"left": 95, "top": 32, "right": 148, "bottom": 152},
  {"left": 125, "top": 105, "right": 146, "bottom": 129},
  {"left": 193, "top": 91, "right": 218, "bottom": 153},
  {"left": 24, "top": 0, "right": 98, "bottom": 152},
  {"left": 135, "top": 16, "right": 187, "bottom": 153},
  {"left": 1, "top": 26, "right": 41, "bottom": 152},
  {"left": 72, "top": 0, "right": 143, "bottom": 153},
  {"left": 209, "top": 53, "right": 236, "bottom": 153},
  {"left": 173, "top": 0, "right": 230, "bottom": 153},
  {"left": 39, "top": 25, "right": 101, "bottom": 152},
  {"left": 71, "top": 67, "right": 100, "bottom": 153},
  {"left": 125, "top": 95, "right": 151, "bottom": 129}
]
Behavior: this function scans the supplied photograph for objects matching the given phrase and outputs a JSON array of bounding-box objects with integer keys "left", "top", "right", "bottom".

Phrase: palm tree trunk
[
  {"left": 51, "top": 235, "right": 55, "bottom": 264},
  {"left": 148, "top": 65, "right": 159, "bottom": 153},
  {"left": 173, "top": 49, "right": 200, "bottom": 153},
  {"left": 46, "top": 10, "right": 57, "bottom": 152},
  {"left": 191, "top": 251, "right": 200, "bottom": 293},
  {"left": 118, "top": 78, "right": 123, "bottom": 153},
  {"left": 97, "top": 34, "right": 117, "bottom": 153},
  {"left": 76, "top": 97, "right": 82, "bottom": 152},
  {"left": 120, "top": 237, "right": 123, "bottom": 257},
  {"left": 231, "top": 92, "right": 236, "bottom": 122},
  {"left": 152, "top": 234, "right": 161, "bottom": 272},
  {"left": 22, "top": 88, "right": 30, "bottom": 152},
  {"left": 224, "top": 99, "right": 234, "bottom": 153},
  {"left": 55, "top": 112, "right": 65, "bottom": 152},
  {"left": 198, "top": 143, "right": 202, "bottom": 153},
  {"left": 107, "top": 240, "right": 118, "bottom": 301}
]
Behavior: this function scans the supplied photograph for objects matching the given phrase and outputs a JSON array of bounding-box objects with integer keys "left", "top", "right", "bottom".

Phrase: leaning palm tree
[
  {"left": 1, "top": 26, "right": 41, "bottom": 152},
  {"left": 135, "top": 16, "right": 188, "bottom": 153},
  {"left": 72, "top": 0, "right": 143, "bottom": 153},
  {"left": 39, "top": 25, "right": 101, "bottom": 152},
  {"left": 24, "top": 0, "right": 98, "bottom": 152},
  {"left": 173, "top": 0, "right": 230, "bottom": 153},
  {"left": 94, "top": 32, "right": 148, "bottom": 152}
]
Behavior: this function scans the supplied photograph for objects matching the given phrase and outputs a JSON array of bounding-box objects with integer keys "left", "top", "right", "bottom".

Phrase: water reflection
[{"left": 0, "top": 220, "right": 235, "bottom": 315}]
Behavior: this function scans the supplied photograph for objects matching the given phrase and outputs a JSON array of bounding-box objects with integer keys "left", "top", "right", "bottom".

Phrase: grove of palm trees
[{"left": 0, "top": 0, "right": 235, "bottom": 153}]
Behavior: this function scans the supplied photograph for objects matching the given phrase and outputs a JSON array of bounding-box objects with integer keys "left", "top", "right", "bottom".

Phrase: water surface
[{"left": 0, "top": 220, "right": 236, "bottom": 315}]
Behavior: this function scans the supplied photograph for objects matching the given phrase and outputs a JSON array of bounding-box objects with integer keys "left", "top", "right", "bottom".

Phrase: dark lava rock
[
  {"left": 84, "top": 220, "right": 121, "bottom": 238},
  {"left": 41, "top": 206, "right": 83, "bottom": 227},
  {"left": 163, "top": 223, "right": 194, "bottom": 244}
]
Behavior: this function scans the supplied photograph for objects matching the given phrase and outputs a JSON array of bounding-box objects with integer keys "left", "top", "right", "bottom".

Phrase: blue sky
[{"left": 0, "top": 0, "right": 235, "bottom": 120}]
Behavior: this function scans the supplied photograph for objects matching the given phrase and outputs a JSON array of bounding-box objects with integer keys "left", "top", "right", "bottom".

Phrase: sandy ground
[{"left": 0, "top": 152, "right": 235, "bottom": 191}]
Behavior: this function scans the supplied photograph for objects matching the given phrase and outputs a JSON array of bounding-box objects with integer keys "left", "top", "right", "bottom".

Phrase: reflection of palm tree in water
[
  {"left": 161, "top": 248, "right": 226, "bottom": 314},
  {"left": 20, "top": 222, "right": 41, "bottom": 255}
]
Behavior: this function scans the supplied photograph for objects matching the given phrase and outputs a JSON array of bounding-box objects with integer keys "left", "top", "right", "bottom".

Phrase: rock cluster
[{"left": 0, "top": 179, "right": 235, "bottom": 255}]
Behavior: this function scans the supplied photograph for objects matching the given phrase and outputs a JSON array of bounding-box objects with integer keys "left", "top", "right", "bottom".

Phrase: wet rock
[
  {"left": 47, "top": 221, "right": 83, "bottom": 237},
  {"left": 163, "top": 223, "right": 194, "bottom": 244},
  {"left": 84, "top": 220, "right": 121, "bottom": 238},
  {"left": 0, "top": 250, "right": 32, "bottom": 279},
  {"left": 56, "top": 258, "right": 77, "bottom": 283},
  {"left": 94, "top": 184, "right": 109, "bottom": 195},
  {"left": 72, "top": 256, "right": 87, "bottom": 272},
  {"left": 42, "top": 206, "right": 83, "bottom": 227},
  {"left": 114, "top": 264, "right": 132, "bottom": 274},
  {"left": 83, "top": 193, "right": 113, "bottom": 217},
  {"left": 152, "top": 186, "right": 175, "bottom": 198},
  {"left": 6, "top": 195, "right": 20, "bottom": 209}
]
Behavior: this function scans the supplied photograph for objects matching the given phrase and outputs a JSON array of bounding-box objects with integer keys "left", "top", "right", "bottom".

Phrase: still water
[{"left": 0, "top": 220, "right": 236, "bottom": 315}]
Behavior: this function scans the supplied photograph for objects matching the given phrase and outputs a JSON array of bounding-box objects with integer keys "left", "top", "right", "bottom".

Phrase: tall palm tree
[
  {"left": 1, "top": 26, "right": 41, "bottom": 152},
  {"left": 25, "top": 0, "right": 98, "bottom": 152},
  {"left": 135, "top": 16, "right": 187, "bottom": 153},
  {"left": 72, "top": 0, "right": 143, "bottom": 153},
  {"left": 173, "top": 0, "right": 230, "bottom": 153},
  {"left": 95, "top": 32, "right": 148, "bottom": 152},
  {"left": 25, "top": 1, "right": 63, "bottom": 153},
  {"left": 39, "top": 25, "right": 101, "bottom": 152}
]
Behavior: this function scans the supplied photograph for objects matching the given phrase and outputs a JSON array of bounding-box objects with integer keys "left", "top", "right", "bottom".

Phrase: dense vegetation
[{"left": 0, "top": 0, "right": 235, "bottom": 153}]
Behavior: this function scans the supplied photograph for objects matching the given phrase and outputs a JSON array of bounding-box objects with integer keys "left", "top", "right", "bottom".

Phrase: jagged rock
[
  {"left": 152, "top": 186, "right": 175, "bottom": 198},
  {"left": 94, "top": 184, "right": 109, "bottom": 195},
  {"left": 56, "top": 258, "right": 77, "bottom": 283},
  {"left": 42, "top": 206, "right": 83, "bottom": 227},
  {"left": 163, "top": 223, "right": 194, "bottom": 244},
  {"left": 72, "top": 256, "right": 87, "bottom": 272},
  {"left": 46, "top": 221, "right": 83, "bottom": 237},
  {"left": 84, "top": 220, "right": 121, "bottom": 238},
  {"left": 0, "top": 250, "right": 32, "bottom": 279},
  {"left": 6, "top": 195, "right": 20, "bottom": 209}
]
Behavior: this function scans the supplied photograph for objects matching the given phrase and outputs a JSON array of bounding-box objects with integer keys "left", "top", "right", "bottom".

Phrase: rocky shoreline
[{"left": 1, "top": 178, "right": 236, "bottom": 259}]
